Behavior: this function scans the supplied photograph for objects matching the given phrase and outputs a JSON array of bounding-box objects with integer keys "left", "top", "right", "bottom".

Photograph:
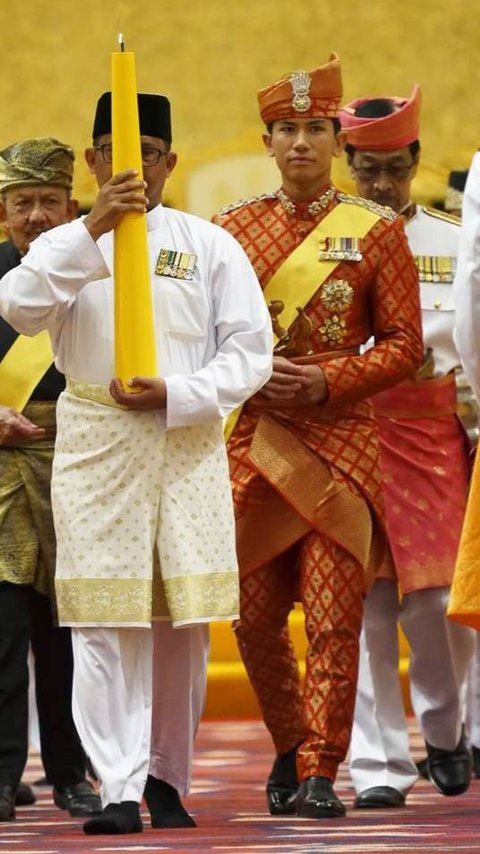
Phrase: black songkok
[{"left": 92, "top": 92, "right": 172, "bottom": 144}]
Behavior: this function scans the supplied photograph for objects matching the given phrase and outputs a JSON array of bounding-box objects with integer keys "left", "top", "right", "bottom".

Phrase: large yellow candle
[{"left": 111, "top": 35, "right": 157, "bottom": 387}]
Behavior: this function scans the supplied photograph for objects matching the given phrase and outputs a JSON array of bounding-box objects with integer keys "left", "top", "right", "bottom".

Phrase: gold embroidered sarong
[
  {"left": 230, "top": 345, "right": 385, "bottom": 590},
  {"left": 0, "top": 401, "right": 57, "bottom": 597},
  {"left": 53, "top": 380, "right": 239, "bottom": 628}
]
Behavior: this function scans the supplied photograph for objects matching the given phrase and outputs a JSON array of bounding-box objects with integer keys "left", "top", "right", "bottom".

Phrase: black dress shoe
[
  {"left": 84, "top": 801, "right": 143, "bottom": 835},
  {"left": 472, "top": 745, "right": 480, "bottom": 779},
  {"left": 296, "top": 776, "right": 346, "bottom": 819},
  {"left": 0, "top": 785, "right": 15, "bottom": 822},
  {"left": 15, "top": 782, "right": 36, "bottom": 806},
  {"left": 354, "top": 786, "right": 406, "bottom": 809},
  {"left": 53, "top": 780, "right": 102, "bottom": 816},
  {"left": 426, "top": 736, "right": 473, "bottom": 796},
  {"left": 144, "top": 776, "right": 196, "bottom": 828},
  {"left": 266, "top": 746, "right": 299, "bottom": 816},
  {"left": 415, "top": 757, "right": 429, "bottom": 779}
]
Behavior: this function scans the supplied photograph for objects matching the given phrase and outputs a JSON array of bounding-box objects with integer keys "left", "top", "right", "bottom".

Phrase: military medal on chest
[
  {"left": 155, "top": 248, "right": 197, "bottom": 280},
  {"left": 318, "top": 236, "right": 363, "bottom": 262},
  {"left": 414, "top": 255, "right": 456, "bottom": 284}
]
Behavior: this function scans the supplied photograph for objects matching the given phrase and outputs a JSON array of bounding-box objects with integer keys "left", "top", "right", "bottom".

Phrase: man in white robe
[{"left": 0, "top": 92, "right": 273, "bottom": 835}]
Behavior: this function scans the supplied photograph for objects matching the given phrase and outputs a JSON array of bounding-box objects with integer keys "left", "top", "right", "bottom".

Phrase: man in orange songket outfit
[
  {"left": 213, "top": 55, "right": 423, "bottom": 819},
  {"left": 340, "top": 87, "right": 475, "bottom": 809}
]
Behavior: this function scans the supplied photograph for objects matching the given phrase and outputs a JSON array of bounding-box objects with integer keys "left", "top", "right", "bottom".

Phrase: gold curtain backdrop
[{"left": 0, "top": 0, "right": 478, "bottom": 217}]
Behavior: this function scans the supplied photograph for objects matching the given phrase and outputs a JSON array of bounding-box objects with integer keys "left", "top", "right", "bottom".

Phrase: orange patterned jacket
[{"left": 213, "top": 186, "right": 423, "bottom": 582}]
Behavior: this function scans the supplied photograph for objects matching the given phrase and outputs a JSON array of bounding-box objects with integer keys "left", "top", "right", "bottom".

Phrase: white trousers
[
  {"left": 350, "top": 579, "right": 475, "bottom": 795},
  {"left": 71, "top": 621, "right": 209, "bottom": 806},
  {"left": 465, "top": 634, "right": 480, "bottom": 748}
]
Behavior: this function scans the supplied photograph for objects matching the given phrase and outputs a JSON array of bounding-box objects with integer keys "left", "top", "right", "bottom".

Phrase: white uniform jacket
[
  {"left": 453, "top": 152, "right": 480, "bottom": 402},
  {"left": 405, "top": 204, "right": 460, "bottom": 376},
  {"left": 0, "top": 203, "right": 273, "bottom": 429}
]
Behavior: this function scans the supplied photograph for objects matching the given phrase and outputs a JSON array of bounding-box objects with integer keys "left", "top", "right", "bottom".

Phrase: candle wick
[{"left": 118, "top": 32, "right": 125, "bottom": 52}]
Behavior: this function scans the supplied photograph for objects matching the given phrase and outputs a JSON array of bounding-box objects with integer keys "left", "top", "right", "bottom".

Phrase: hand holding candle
[{"left": 111, "top": 33, "right": 157, "bottom": 388}]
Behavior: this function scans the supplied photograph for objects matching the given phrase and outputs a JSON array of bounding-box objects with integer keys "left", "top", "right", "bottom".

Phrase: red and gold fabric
[
  {"left": 235, "top": 530, "right": 364, "bottom": 779},
  {"left": 215, "top": 187, "right": 422, "bottom": 779},
  {"left": 214, "top": 187, "right": 423, "bottom": 582},
  {"left": 372, "top": 374, "right": 470, "bottom": 593}
]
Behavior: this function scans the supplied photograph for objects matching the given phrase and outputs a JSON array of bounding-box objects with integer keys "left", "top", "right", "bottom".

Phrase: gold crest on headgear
[
  {"left": 258, "top": 54, "right": 343, "bottom": 124},
  {"left": 290, "top": 71, "right": 312, "bottom": 113}
]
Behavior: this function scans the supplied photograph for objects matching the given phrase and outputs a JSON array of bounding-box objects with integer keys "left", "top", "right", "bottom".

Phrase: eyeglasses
[
  {"left": 93, "top": 144, "right": 169, "bottom": 167},
  {"left": 351, "top": 162, "right": 415, "bottom": 181}
]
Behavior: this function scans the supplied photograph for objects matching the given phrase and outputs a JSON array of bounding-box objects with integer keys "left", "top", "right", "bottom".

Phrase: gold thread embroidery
[
  {"left": 336, "top": 192, "right": 397, "bottom": 222},
  {"left": 277, "top": 187, "right": 336, "bottom": 217},
  {"left": 56, "top": 571, "right": 239, "bottom": 625}
]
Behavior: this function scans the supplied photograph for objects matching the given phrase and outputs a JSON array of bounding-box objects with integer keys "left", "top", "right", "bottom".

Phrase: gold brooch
[
  {"left": 319, "top": 315, "right": 346, "bottom": 344},
  {"left": 321, "top": 279, "right": 354, "bottom": 312},
  {"left": 289, "top": 71, "right": 311, "bottom": 113}
]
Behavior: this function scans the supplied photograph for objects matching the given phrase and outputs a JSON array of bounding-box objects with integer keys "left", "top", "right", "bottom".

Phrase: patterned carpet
[{"left": 5, "top": 719, "right": 480, "bottom": 854}]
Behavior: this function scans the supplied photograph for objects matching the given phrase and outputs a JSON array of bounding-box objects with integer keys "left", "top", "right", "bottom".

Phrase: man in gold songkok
[{"left": 0, "top": 137, "right": 101, "bottom": 821}]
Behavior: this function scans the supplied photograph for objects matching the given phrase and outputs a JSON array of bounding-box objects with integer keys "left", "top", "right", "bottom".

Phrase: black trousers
[{"left": 0, "top": 582, "right": 86, "bottom": 790}]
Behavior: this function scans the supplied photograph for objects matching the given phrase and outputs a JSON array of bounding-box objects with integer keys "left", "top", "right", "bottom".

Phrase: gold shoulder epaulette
[
  {"left": 219, "top": 192, "right": 278, "bottom": 216},
  {"left": 421, "top": 206, "right": 461, "bottom": 226},
  {"left": 336, "top": 192, "right": 397, "bottom": 222}
]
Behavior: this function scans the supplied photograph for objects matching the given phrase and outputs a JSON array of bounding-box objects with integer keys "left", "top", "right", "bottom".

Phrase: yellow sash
[
  {"left": 0, "top": 331, "right": 54, "bottom": 411},
  {"left": 224, "top": 200, "right": 381, "bottom": 440}
]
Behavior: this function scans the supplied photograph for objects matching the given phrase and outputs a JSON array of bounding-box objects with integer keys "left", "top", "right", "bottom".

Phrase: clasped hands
[{"left": 259, "top": 356, "right": 328, "bottom": 405}]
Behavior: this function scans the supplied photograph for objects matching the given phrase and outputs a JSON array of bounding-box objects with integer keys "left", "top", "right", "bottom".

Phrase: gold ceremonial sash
[
  {"left": 224, "top": 200, "right": 381, "bottom": 440},
  {"left": 0, "top": 331, "right": 54, "bottom": 411}
]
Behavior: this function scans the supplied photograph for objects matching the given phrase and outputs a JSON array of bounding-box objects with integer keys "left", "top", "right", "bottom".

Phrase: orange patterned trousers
[{"left": 234, "top": 530, "right": 364, "bottom": 782}]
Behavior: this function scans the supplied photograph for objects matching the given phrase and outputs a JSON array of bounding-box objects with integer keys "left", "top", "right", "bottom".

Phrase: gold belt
[{"left": 65, "top": 377, "right": 127, "bottom": 409}]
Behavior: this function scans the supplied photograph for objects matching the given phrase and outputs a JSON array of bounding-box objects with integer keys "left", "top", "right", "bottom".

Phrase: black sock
[
  {"left": 144, "top": 776, "right": 196, "bottom": 828},
  {"left": 83, "top": 801, "right": 143, "bottom": 835}
]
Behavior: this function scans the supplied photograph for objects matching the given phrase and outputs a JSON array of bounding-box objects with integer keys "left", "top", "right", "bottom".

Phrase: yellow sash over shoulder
[
  {"left": 224, "top": 200, "right": 382, "bottom": 441},
  {"left": 0, "top": 331, "right": 53, "bottom": 411}
]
